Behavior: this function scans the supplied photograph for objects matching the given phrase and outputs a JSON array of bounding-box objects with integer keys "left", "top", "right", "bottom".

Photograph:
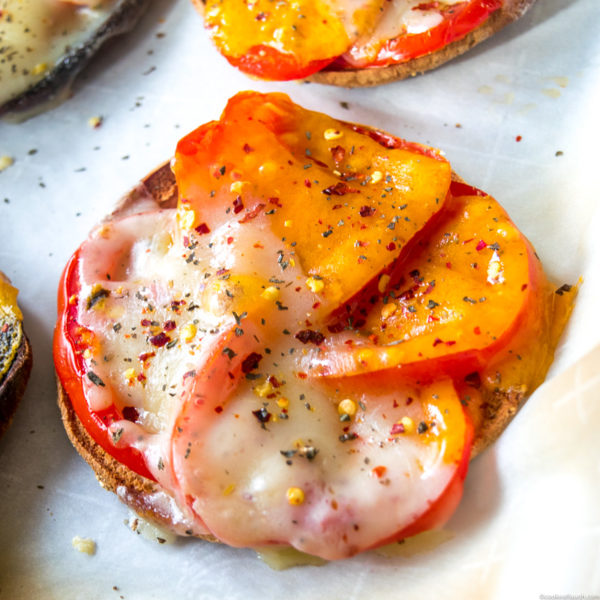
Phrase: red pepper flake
[
  {"left": 214, "top": 405, "right": 224, "bottom": 413},
  {"left": 446, "top": 262, "right": 452, "bottom": 269},
  {"left": 476, "top": 240, "right": 487, "bottom": 251},
  {"left": 163, "top": 320, "right": 176, "bottom": 331},
  {"left": 227, "top": 236, "right": 234, "bottom": 244},
  {"left": 138, "top": 351, "right": 156, "bottom": 362},
  {"left": 268, "top": 375, "right": 282, "bottom": 388},
  {"left": 233, "top": 195, "right": 244, "bottom": 214},
  {"left": 433, "top": 337, "right": 444, "bottom": 347},
  {"left": 171, "top": 300, "right": 186, "bottom": 310},
  {"left": 332, "top": 204, "right": 342, "bottom": 210},
  {"left": 330, "top": 145, "right": 345, "bottom": 162},
  {"left": 359, "top": 205, "right": 375, "bottom": 217},
  {"left": 521, "top": 283, "right": 528, "bottom": 291},
  {"left": 304, "top": 179, "right": 312, "bottom": 188},
  {"left": 516, "top": 135, "right": 522, "bottom": 142},
  {"left": 269, "top": 197, "right": 282, "bottom": 207},
  {"left": 216, "top": 268, "right": 229, "bottom": 276},
  {"left": 241, "top": 352, "right": 262, "bottom": 373},
  {"left": 297, "top": 372, "right": 308, "bottom": 379},
  {"left": 295, "top": 329, "right": 325, "bottom": 346},
  {"left": 149, "top": 332, "right": 171, "bottom": 347},
  {"left": 473, "top": 326, "right": 481, "bottom": 335},
  {"left": 371, "top": 466, "right": 387, "bottom": 478},
  {"left": 312, "top": 301, "right": 321, "bottom": 310},
  {"left": 240, "top": 202, "right": 266, "bottom": 223},
  {"left": 195, "top": 223, "right": 210, "bottom": 235},
  {"left": 140, "top": 319, "right": 152, "bottom": 327},
  {"left": 122, "top": 406, "right": 139, "bottom": 422},
  {"left": 243, "top": 143, "right": 253, "bottom": 153},
  {"left": 386, "top": 242, "right": 396, "bottom": 251},
  {"left": 322, "top": 182, "right": 358, "bottom": 196},
  {"left": 137, "top": 373, "right": 147, "bottom": 383},
  {"left": 390, "top": 423, "right": 405, "bottom": 435},
  {"left": 445, "top": 340, "right": 456, "bottom": 346}
]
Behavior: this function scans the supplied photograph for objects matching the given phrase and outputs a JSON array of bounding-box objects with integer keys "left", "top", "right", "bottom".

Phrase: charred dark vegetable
[{"left": 0, "top": 0, "right": 149, "bottom": 120}]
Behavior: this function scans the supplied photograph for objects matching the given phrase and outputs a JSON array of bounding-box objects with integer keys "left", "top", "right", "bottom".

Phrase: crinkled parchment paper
[{"left": 0, "top": 0, "right": 598, "bottom": 597}]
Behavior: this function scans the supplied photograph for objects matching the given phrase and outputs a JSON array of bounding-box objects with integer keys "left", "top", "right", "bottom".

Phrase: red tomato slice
[
  {"left": 362, "top": 374, "right": 474, "bottom": 548},
  {"left": 337, "top": 0, "right": 502, "bottom": 69},
  {"left": 172, "top": 341, "right": 473, "bottom": 559},
  {"left": 54, "top": 250, "right": 155, "bottom": 481},
  {"left": 225, "top": 46, "right": 335, "bottom": 81}
]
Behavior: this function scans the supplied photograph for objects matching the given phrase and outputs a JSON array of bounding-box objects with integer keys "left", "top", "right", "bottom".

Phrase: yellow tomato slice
[
  {"left": 308, "top": 192, "right": 544, "bottom": 378},
  {"left": 173, "top": 91, "right": 452, "bottom": 311}
]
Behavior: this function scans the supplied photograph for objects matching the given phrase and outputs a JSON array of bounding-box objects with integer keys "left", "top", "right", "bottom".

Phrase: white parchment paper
[{"left": 0, "top": 0, "right": 598, "bottom": 597}]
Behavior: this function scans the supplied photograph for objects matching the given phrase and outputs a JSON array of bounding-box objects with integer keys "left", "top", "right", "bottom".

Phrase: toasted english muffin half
[{"left": 56, "top": 161, "right": 533, "bottom": 536}]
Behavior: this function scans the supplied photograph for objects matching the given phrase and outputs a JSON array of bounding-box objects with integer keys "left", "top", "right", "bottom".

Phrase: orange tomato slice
[
  {"left": 173, "top": 91, "right": 452, "bottom": 310},
  {"left": 308, "top": 190, "right": 544, "bottom": 378}
]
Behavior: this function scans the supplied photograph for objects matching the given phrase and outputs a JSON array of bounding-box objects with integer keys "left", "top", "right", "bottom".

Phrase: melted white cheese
[
  {"left": 344, "top": 0, "right": 469, "bottom": 65},
  {"left": 75, "top": 205, "right": 462, "bottom": 559}
]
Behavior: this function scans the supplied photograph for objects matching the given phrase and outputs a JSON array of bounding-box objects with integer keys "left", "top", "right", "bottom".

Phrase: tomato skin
[
  {"left": 368, "top": 407, "right": 473, "bottom": 550},
  {"left": 392, "top": 415, "right": 473, "bottom": 540},
  {"left": 54, "top": 250, "right": 155, "bottom": 482},
  {"left": 335, "top": 0, "right": 503, "bottom": 70},
  {"left": 225, "top": 45, "right": 335, "bottom": 80}
]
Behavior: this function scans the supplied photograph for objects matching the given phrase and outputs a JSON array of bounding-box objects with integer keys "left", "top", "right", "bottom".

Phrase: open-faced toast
[
  {"left": 55, "top": 92, "right": 574, "bottom": 559},
  {"left": 192, "top": 0, "right": 537, "bottom": 86}
]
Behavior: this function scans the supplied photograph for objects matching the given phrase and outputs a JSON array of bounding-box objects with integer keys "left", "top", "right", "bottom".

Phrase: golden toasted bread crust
[
  {"left": 0, "top": 334, "right": 32, "bottom": 436},
  {"left": 56, "top": 161, "right": 526, "bottom": 535},
  {"left": 56, "top": 373, "right": 216, "bottom": 541}
]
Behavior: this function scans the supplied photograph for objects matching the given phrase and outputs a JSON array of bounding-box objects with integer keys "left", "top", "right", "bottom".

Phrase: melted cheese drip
[
  {"left": 75, "top": 205, "right": 463, "bottom": 560},
  {"left": 0, "top": 0, "right": 123, "bottom": 106}
]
